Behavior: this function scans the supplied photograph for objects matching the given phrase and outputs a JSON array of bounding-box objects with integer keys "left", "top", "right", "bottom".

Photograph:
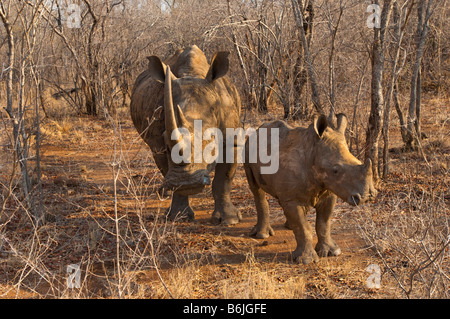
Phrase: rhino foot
[
  {"left": 166, "top": 193, "right": 195, "bottom": 221},
  {"left": 250, "top": 225, "right": 275, "bottom": 239},
  {"left": 211, "top": 203, "right": 242, "bottom": 226},
  {"left": 166, "top": 206, "right": 195, "bottom": 221},
  {"left": 284, "top": 220, "right": 293, "bottom": 230},
  {"left": 315, "top": 241, "right": 342, "bottom": 258},
  {"left": 293, "top": 247, "right": 319, "bottom": 265}
]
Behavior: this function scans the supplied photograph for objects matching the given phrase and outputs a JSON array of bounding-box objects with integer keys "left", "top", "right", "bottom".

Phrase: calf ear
[
  {"left": 206, "top": 51, "right": 230, "bottom": 82},
  {"left": 336, "top": 113, "right": 348, "bottom": 134},
  {"left": 314, "top": 114, "right": 328, "bottom": 138}
]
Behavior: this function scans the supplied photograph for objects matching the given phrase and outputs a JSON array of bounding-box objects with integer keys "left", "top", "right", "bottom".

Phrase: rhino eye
[{"left": 332, "top": 166, "right": 341, "bottom": 175}]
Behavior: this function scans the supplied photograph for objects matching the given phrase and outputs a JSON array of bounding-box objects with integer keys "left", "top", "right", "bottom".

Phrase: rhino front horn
[{"left": 164, "top": 65, "right": 179, "bottom": 147}]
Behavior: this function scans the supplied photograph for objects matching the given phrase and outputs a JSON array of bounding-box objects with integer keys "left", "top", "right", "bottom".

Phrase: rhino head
[
  {"left": 311, "top": 114, "right": 377, "bottom": 206},
  {"left": 147, "top": 49, "right": 231, "bottom": 195}
]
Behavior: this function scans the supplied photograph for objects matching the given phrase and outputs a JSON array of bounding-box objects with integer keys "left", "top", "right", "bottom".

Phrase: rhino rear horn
[{"left": 176, "top": 105, "right": 189, "bottom": 128}]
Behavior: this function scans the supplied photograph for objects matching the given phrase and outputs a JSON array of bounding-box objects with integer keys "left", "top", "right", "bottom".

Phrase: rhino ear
[
  {"left": 314, "top": 114, "right": 328, "bottom": 138},
  {"left": 206, "top": 51, "right": 230, "bottom": 82},
  {"left": 336, "top": 113, "right": 348, "bottom": 134},
  {"left": 147, "top": 56, "right": 166, "bottom": 83},
  {"left": 147, "top": 56, "right": 177, "bottom": 83}
]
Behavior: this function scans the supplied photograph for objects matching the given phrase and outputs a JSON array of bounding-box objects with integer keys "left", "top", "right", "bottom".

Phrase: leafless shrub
[{"left": 356, "top": 162, "right": 449, "bottom": 298}]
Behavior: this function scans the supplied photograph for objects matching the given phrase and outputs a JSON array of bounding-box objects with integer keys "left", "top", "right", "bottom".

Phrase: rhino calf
[{"left": 244, "top": 114, "right": 377, "bottom": 264}]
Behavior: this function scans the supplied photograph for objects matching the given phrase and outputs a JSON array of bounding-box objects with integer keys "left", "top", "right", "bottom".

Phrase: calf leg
[
  {"left": 166, "top": 192, "right": 195, "bottom": 221},
  {"left": 211, "top": 162, "right": 242, "bottom": 225},
  {"left": 245, "top": 165, "right": 274, "bottom": 239},
  {"left": 281, "top": 201, "right": 318, "bottom": 264},
  {"left": 314, "top": 193, "right": 341, "bottom": 257}
]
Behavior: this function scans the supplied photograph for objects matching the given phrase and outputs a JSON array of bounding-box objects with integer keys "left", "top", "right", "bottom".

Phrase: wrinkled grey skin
[
  {"left": 244, "top": 114, "right": 377, "bottom": 264},
  {"left": 130, "top": 45, "right": 242, "bottom": 224}
]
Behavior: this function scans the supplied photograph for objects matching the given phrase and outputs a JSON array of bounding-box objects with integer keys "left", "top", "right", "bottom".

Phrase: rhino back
[
  {"left": 172, "top": 45, "right": 209, "bottom": 78},
  {"left": 248, "top": 120, "right": 320, "bottom": 204}
]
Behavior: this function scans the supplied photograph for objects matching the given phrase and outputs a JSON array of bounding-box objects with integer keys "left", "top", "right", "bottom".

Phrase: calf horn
[
  {"left": 364, "top": 158, "right": 373, "bottom": 174},
  {"left": 164, "top": 66, "right": 180, "bottom": 148}
]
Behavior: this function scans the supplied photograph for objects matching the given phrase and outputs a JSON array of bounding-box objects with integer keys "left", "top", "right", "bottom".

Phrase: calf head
[
  {"left": 147, "top": 48, "right": 230, "bottom": 195},
  {"left": 311, "top": 114, "right": 377, "bottom": 206}
]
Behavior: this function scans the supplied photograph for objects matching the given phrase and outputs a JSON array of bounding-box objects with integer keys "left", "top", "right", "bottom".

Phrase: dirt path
[{"left": 30, "top": 117, "right": 392, "bottom": 298}]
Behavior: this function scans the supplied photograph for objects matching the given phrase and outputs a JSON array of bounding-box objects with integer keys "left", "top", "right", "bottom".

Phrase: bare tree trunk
[
  {"left": 17, "top": 27, "right": 32, "bottom": 210},
  {"left": 257, "top": 18, "right": 268, "bottom": 114},
  {"left": 291, "top": 0, "right": 323, "bottom": 115},
  {"left": 415, "top": 68, "right": 422, "bottom": 140},
  {"left": 292, "top": 56, "right": 308, "bottom": 119},
  {"left": 226, "top": 0, "right": 255, "bottom": 111},
  {"left": 405, "top": 0, "right": 434, "bottom": 149},
  {"left": 365, "top": 0, "right": 393, "bottom": 182},
  {"left": 349, "top": 56, "right": 369, "bottom": 157},
  {"left": 393, "top": 83, "right": 407, "bottom": 141},
  {"left": 1, "top": 3, "right": 32, "bottom": 210},
  {"left": 292, "top": 0, "right": 314, "bottom": 119},
  {"left": 85, "top": 0, "right": 100, "bottom": 116},
  {"left": 0, "top": 3, "right": 14, "bottom": 119},
  {"left": 382, "top": 0, "right": 413, "bottom": 178},
  {"left": 31, "top": 67, "right": 44, "bottom": 223},
  {"left": 325, "top": 1, "right": 343, "bottom": 120},
  {"left": 0, "top": 0, "right": 46, "bottom": 225}
]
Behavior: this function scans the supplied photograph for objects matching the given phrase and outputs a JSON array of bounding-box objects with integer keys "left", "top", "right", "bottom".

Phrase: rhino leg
[
  {"left": 245, "top": 165, "right": 274, "bottom": 238},
  {"left": 166, "top": 192, "right": 195, "bottom": 221},
  {"left": 153, "top": 152, "right": 171, "bottom": 197},
  {"left": 211, "top": 162, "right": 242, "bottom": 225},
  {"left": 153, "top": 151, "right": 169, "bottom": 177},
  {"left": 314, "top": 193, "right": 341, "bottom": 257},
  {"left": 281, "top": 201, "right": 319, "bottom": 265},
  {"left": 249, "top": 190, "right": 274, "bottom": 239}
]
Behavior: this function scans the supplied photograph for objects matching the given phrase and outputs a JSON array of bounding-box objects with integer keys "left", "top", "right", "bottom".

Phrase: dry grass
[
  {"left": 0, "top": 96, "right": 449, "bottom": 299},
  {"left": 355, "top": 141, "right": 449, "bottom": 298}
]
